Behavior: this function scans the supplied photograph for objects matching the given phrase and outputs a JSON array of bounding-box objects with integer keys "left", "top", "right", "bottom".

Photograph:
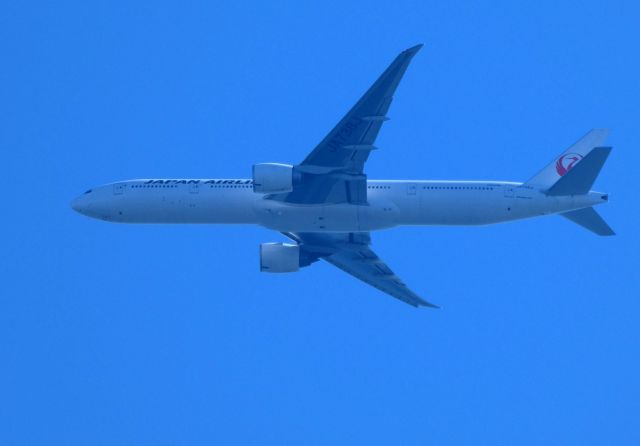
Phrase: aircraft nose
[{"left": 71, "top": 193, "right": 91, "bottom": 215}]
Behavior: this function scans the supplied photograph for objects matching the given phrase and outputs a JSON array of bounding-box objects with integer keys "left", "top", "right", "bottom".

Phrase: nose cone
[
  {"left": 71, "top": 193, "right": 91, "bottom": 215},
  {"left": 71, "top": 188, "right": 117, "bottom": 221}
]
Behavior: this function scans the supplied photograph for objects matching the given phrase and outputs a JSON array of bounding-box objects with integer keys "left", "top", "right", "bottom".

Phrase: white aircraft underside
[{"left": 72, "top": 44, "right": 614, "bottom": 307}]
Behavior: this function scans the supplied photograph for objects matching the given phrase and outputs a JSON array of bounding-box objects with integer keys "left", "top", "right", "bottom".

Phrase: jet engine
[
  {"left": 252, "top": 163, "right": 295, "bottom": 193},
  {"left": 259, "top": 242, "right": 300, "bottom": 273}
]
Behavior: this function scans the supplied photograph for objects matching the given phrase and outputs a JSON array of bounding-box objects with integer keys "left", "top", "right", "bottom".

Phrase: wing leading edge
[{"left": 283, "top": 232, "right": 438, "bottom": 308}]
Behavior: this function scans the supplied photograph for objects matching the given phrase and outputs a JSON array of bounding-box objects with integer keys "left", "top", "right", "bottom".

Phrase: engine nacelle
[
  {"left": 252, "top": 163, "right": 294, "bottom": 193},
  {"left": 259, "top": 243, "right": 300, "bottom": 273}
]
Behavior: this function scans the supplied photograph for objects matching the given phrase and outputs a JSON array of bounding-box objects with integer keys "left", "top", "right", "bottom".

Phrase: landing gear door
[{"left": 113, "top": 183, "right": 126, "bottom": 195}]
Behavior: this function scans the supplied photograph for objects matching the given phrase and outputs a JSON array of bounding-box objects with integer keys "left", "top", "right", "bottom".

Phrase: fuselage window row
[
  {"left": 130, "top": 184, "right": 255, "bottom": 189},
  {"left": 421, "top": 186, "right": 494, "bottom": 190},
  {"left": 132, "top": 185, "right": 179, "bottom": 188},
  {"left": 130, "top": 184, "right": 495, "bottom": 191}
]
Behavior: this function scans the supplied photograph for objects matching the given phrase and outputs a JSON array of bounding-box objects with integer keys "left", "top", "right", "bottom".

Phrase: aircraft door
[
  {"left": 406, "top": 183, "right": 420, "bottom": 222},
  {"left": 503, "top": 185, "right": 515, "bottom": 198},
  {"left": 503, "top": 185, "right": 515, "bottom": 213},
  {"left": 189, "top": 183, "right": 199, "bottom": 194},
  {"left": 113, "top": 183, "right": 126, "bottom": 195}
]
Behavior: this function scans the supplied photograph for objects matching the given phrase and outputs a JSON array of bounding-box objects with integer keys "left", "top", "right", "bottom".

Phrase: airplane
[{"left": 71, "top": 44, "right": 614, "bottom": 308}]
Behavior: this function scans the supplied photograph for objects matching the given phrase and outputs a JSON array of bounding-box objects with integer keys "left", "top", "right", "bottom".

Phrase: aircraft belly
[
  {"left": 415, "top": 191, "right": 511, "bottom": 225},
  {"left": 253, "top": 199, "right": 398, "bottom": 232},
  {"left": 115, "top": 190, "right": 258, "bottom": 224}
]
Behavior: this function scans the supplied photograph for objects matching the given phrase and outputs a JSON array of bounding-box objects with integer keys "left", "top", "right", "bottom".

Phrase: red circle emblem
[{"left": 555, "top": 153, "right": 583, "bottom": 176}]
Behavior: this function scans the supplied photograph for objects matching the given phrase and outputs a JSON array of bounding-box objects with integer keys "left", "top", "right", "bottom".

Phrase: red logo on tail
[{"left": 555, "top": 153, "right": 583, "bottom": 176}]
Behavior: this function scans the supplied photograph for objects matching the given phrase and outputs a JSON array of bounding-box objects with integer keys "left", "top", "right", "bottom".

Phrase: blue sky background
[{"left": 2, "top": 1, "right": 639, "bottom": 444}]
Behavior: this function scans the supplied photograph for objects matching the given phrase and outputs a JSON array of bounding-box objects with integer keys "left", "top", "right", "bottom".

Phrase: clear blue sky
[{"left": 2, "top": 1, "right": 639, "bottom": 444}]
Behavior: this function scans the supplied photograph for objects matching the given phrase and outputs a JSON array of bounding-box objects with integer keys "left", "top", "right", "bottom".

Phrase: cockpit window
[{"left": 84, "top": 189, "right": 93, "bottom": 194}]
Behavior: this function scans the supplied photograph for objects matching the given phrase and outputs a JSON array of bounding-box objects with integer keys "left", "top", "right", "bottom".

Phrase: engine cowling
[
  {"left": 259, "top": 243, "right": 300, "bottom": 273},
  {"left": 252, "top": 163, "right": 294, "bottom": 193}
]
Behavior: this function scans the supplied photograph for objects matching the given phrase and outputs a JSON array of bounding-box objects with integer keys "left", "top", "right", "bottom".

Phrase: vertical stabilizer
[
  {"left": 546, "top": 146, "right": 611, "bottom": 196},
  {"left": 526, "top": 129, "right": 610, "bottom": 190}
]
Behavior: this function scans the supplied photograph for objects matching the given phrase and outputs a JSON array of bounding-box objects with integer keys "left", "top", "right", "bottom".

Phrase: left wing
[
  {"left": 284, "top": 232, "right": 438, "bottom": 308},
  {"left": 271, "top": 44, "right": 423, "bottom": 205}
]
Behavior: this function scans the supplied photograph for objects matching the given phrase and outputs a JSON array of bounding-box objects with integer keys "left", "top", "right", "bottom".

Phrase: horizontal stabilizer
[
  {"left": 561, "top": 207, "right": 615, "bottom": 236},
  {"left": 547, "top": 147, "right": 611, "bottom": 196}
]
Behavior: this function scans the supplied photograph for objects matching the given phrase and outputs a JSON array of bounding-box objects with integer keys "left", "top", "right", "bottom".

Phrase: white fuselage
[{"left": 71, "top": 179, "right": 608, "bottom": 232}]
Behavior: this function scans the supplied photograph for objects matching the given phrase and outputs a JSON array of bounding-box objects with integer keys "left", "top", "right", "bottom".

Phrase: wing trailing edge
[{"left": 283, "top": 231, "right": 438, "bottom": 308}]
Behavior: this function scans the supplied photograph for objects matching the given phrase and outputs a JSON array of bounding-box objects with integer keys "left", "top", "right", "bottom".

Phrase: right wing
[
  {"left": 270, "top": 44, "right": 423, "bottom": 205},
  {"left": 284, "top": 232, "right": 438, "bottom": 308}
]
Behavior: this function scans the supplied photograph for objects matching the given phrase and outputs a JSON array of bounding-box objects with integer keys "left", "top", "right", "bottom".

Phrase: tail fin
[
  {"left": 561, "top": 207, "right": 615, "bottom": 236},
  {"left": 525, "top": 129, "right": 610, "bottom": 193},
  {"left": 546, "top": 146, "right": 611, "bottom": 195}
]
